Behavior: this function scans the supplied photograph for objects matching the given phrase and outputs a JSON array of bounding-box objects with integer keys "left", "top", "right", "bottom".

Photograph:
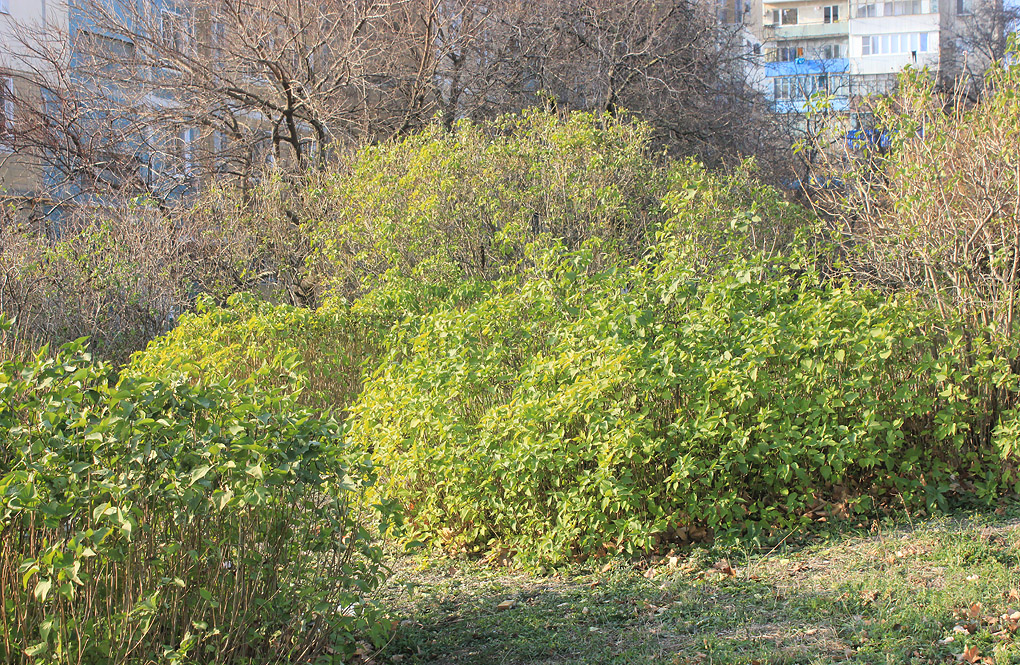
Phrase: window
[
  {"left": 884, "top": 0, "right": 923, "bottom": 14},
  {"left": 770, "top": 8, "right": 780, "bottom": 24},
  {"left": 773, "top": 73, "right": 850, "bottom": 101},
  {"left": 829, "top": 74, "right": 850, "bottom": 95},
  {"left": 79, "top": 31, "right": 135, "bottom": 59},
  {"left": 861, "top": 32, "right": 933, "bottom": 55},
  {"left": 776, "top": 45, "right": 805, "bottom": 61},
  {"left": 181, "top": 127, "right": 197, "bottom": 176},
  {"left": 857, "top": 3, "right": 878, "bottom": 16},
  {"left": 0, "top": 77, "right": 13, "bottom": 148},
  {"left": 823, "top": 43, "right": 844, "bottom": 59},
  {"left": 717, "top": 0, "right": 743, "bottom": 24},
  {"left": 781, "top": 8, "right": 799, "bottom": 24},
  {"left": 0, "top": 0, "right": 9, "bottom": 14},
  {"left": 956, "top": 0, "right": 969, "bottom": 13},
  {"left": 824, "top": 5, "right": 840, "bottom": 22}
]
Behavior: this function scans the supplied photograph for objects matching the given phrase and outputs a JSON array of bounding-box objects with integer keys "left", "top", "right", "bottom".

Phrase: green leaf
[
  {"left": 34, "top": 578, "right": 52, "bottom": 603},
  {"left": 189, "top": 465, "right": 212, "bottom": 486},
  {"left": 24, "top": 642, "right": 48, "bottom": 657}
]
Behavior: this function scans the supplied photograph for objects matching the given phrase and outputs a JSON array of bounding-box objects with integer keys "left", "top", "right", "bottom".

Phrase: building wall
[
  {"left": 0, "top": 0, "right": 67, "bottom": 206},
  {"left": 753, "top": 0, "right": 1002, "bottom": 113},
  {"left": 848, "top": 5, "right": 941, "bottom": 76}
]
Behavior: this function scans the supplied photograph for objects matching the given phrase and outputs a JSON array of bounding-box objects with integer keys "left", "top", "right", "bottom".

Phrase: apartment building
[
  {"left": 0, "top": 0, "right": 66, "bottom": 213},
  {"left": 744, "top": 0, "right": 1006, "bottom": 115}
]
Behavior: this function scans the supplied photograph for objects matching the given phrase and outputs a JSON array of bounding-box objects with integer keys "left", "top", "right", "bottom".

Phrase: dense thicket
[
  {"left": 5, "top": 64, "right": 1020, "bottom": 659},
  {"left": 812, "top": 50, "right": 1020, "bottom": 337},
  {"left": 351, "top": 243, "right": 1020, "bottom": 564},
  {"left": 1, "top": 328, "right": 393, "bottom": 664},
  {"left": 0, "top": 202, "right": 304, "bottom": 363}
]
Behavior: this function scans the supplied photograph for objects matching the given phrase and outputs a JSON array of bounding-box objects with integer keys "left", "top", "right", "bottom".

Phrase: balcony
[
  {"left": 763, "top": 21, "right": 848, "bottom": 39},
  {"left": 772, "top": 97, "right": 852, "bottom": 114},
  {"left": 765, "top": 58, "right": 849, "bottom": 77}
]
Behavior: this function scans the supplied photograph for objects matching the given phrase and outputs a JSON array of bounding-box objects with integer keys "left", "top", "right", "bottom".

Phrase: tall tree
[{"left": 1, "top": 0, "right": 787, "bottom": 208}]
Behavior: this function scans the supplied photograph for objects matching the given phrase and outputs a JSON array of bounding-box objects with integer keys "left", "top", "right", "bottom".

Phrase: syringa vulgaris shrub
[
  {"left": 128, "top": 293, "right": 387, "bottom": 413},
  {"left": 309, "top": 110, "right": 666, "bottom": 298},
  {"left": 350, "top": 240, "right": 1020, "bottom": 565},
  {"left": 307, "top": 110, "right": 810, "bottom": 303},
  {"left": 659, "top": 159, "right": 816, "bottom": 274},
  {"left": 0, "top": 329, "right": 394, "bottom": 664}
]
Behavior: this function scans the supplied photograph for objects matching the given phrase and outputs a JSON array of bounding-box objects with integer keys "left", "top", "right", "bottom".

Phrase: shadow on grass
[{"left": 374, "top": 511, "right": 1020, "bottom": 664}]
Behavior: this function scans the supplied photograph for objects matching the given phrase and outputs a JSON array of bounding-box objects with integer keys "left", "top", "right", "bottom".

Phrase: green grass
[{"left": 369, "top": 509, "right": 1020, "bottom": 664}]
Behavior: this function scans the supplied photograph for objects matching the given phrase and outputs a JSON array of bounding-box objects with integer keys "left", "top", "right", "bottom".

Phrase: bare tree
[
  {"left": 433, "top": 0, "right": 787, "bottom": 168},
  {"left": 1, "top": 0, "right": 449, "bottom": 207},
  {"left": 939, "top": 0, "right": 1019, "bottom": 87},
  {"left": 0, "top": 0, "right": 789, "bottom": 207}
]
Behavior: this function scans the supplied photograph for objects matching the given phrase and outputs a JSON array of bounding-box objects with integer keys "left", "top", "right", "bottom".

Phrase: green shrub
[
  {"left": 309, "top": 111, "right": 668, "bottom": 297},
  {"left": 658, "top": 159, "right": 815, "bottom": 275},
  {"left": 350, "top": 238, "right": 1020, "bottom": 565},
  {"left": 128, "top": 293, "right": 386, "bottom": 413},
  {"left": 0, "top": 328, "right": 394, "bottom": 664}
]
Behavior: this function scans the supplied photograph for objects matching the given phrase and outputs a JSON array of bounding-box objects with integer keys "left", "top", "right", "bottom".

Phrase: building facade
[
  {"left": 0, "top": 0, "right": 67, "bottom": 214},
  {"left": 741, "top": 0, "right": 1007, "bottom": 116}
]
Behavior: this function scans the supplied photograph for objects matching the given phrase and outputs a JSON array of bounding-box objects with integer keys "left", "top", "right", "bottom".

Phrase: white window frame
[
  {"left": 861, "top": 32, "right": 932, "bottom": 56},
  {"left": 0, "top": 77, "right": 14, "bottom": 151},
  {"left": 823, "top": 5, "right": 840, "bottom": 23}
]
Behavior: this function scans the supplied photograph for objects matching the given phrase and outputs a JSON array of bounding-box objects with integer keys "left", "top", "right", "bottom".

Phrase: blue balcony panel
[
  {"left": 764, "top": 58, "right": 849, "bottom": 77},
  {"left": 771, "top": 97, "right": 851, "bottom": 114}
]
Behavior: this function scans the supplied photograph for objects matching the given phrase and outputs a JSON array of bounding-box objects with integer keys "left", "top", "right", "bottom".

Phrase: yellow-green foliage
[
  {"left": 0, "top": 332, "right": 394, "bottom": 664},
  {"left": 128, "top": 293, "right": 384, "bottom": 412},
  {"left": 351, "top": 235, "right": 1020, "bottom": 565},
  {"left": 309, "top": 111, "right": 668, "bottom": 297}
]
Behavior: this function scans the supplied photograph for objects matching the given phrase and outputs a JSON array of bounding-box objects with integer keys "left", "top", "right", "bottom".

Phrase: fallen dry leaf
[
  {"left": 496, "top": 599, "right": 517, "bottom": 611},
  {"left": 957, "top": 645, "right": 980, "bottom": 663},
  {"left": 712, "top": 559, "right": 736, "bottom": 576}
]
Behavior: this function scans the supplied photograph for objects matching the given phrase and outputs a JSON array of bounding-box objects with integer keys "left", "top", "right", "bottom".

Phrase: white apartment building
[
  {"left": 0, "top": 0, "right": 67, "bottom": 209},
  {"left": 741, "top": 0, "right": 1007, "bottom": 114}
]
